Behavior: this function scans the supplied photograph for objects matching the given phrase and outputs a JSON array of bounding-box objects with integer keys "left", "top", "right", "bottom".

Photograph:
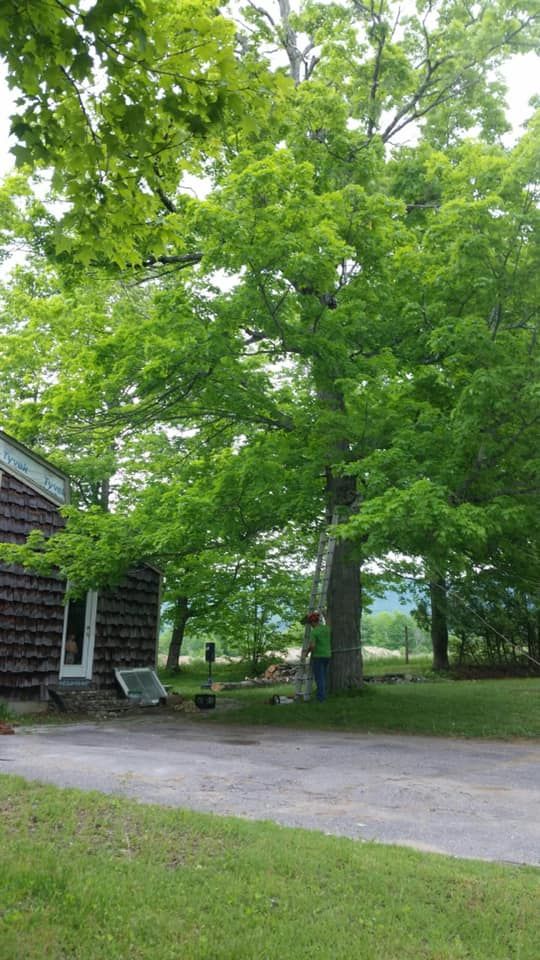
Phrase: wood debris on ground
[{"left": 210, "top": 662, "right": 297, "bottom": 691}]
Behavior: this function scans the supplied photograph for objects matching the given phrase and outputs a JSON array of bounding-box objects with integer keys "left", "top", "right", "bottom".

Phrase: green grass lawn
[
  {"left": 1, "top": 775, "right": 539, "bottom": 960},
  {"left": 160, "top": 660, "right": 540, "bottom": 739}
]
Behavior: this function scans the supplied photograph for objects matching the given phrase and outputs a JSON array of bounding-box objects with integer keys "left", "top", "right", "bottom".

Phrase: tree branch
[
  {"left": 246, "top": 0, "right": 276, "bottom": 28},
  {"left": 59, "top": 66, "right": 100, "bottom": 150},
  {"left": 277, "top": 0, "right": 303, "bottom": 84},
  {"left": 152, "top": 164, "right": 178, "bottom": 213},
  {"left": 141, "top": 252, "right": 203, "bottom": 269},
  {"left": 367, "top": 19, "right": 388, "bottom": 137}
]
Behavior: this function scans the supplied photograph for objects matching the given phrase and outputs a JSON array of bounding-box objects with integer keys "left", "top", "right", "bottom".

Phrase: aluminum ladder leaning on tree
[{"left": 294, "top": 514, "right": 338, "bottom": 701}]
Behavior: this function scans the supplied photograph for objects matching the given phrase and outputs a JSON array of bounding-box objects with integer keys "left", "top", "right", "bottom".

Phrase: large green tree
[
  {"left": 1, "top": 1, "right": 539, "bottom": 687},
  {"left": 341, "top": 129, "right": 540, "bottom": 667}
]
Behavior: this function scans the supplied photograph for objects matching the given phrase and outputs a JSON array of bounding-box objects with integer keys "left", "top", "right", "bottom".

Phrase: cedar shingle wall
[
  {"left": 93, "top": 566, "right": 160, "bottom": 689},
  {"left": 0, "top": 470, "right": 161, "bottom": 700},
  {"left": 0, "top": 471, "right": 66, "bottom": 697}
]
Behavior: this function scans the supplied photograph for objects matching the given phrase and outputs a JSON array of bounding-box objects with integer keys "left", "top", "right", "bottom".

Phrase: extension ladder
[{"left": 294, "top": 515, "right": 337, "bottom": 701}]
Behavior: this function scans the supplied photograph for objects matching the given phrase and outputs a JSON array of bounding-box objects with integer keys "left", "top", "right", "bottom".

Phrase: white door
[{"left": 60, "top": 591, "right": 98, "bottom": 679}]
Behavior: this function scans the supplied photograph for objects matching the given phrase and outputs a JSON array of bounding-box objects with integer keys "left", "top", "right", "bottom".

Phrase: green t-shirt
[{"left": 311, "top": 623, "right": 331, "bottom": 658}]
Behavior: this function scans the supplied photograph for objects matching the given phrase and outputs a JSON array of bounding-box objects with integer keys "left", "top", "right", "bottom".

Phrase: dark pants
[{"left": 312, "top": 657, "right": 330, "bottom": 702}]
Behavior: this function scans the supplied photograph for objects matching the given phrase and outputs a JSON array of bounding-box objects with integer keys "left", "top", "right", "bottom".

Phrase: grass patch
[
  {"left": 0, "top": 701, "right": 15, "bottom": 722},
  {"left": 161, "top": 661, "right": 540, "bottom": 739},
  {"left": 0, "top": 775, "right": 538, "bottom": 960},
  {"left": 363, "top": 654, "right": 434, "bottom": 675}
]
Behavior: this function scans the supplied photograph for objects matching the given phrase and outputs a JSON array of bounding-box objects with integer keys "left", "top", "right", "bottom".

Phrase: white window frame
[{"left": 115, "top": 668, "right": 167, "bottom": 703}]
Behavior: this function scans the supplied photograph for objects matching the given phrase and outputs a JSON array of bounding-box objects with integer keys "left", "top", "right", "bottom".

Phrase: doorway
[{"left": 60, "top": 591, "right": 97, "bottom": 679}]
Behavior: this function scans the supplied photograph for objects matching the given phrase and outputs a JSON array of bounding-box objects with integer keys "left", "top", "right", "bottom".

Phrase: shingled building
[{"left": 0, "top": 430, "right": 161, "bottom": 713}]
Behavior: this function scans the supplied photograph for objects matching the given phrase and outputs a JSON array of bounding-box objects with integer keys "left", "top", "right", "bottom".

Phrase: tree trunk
[
  {"left": 429, "top": 577, "right": 450, "bottom": 670},
  {"left": 250, "top": 604, "right": 263, "bottom": 675},
  {"left": 526, "top": 607, "right": 540, "bottom": 665},
  {"left": 325, "top": 460, "right": 363, "bottom": 692},
  {"left": 312, "top": 369, "right": 364, "bottom": 692},
  {"left": 166, "top": 595, "right": 191, "bottom": 670},
  {"left": 328, "top": 536, "right": 363, "bottom": 692},
  {"left": 100, "top": 475, "right": 111, "bottom": 511}
]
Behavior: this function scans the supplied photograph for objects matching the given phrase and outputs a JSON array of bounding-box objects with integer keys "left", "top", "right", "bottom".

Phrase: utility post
[{"left": 202, "top": 641, "right": 216, "bottom": 688}]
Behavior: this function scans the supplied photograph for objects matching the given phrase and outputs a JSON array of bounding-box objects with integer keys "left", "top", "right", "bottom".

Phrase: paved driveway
[{"left": 1, "top": 717, "right": 539, "bottom": 866}]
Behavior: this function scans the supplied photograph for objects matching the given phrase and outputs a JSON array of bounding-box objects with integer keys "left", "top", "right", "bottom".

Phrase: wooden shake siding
[
  {"left": 93, "top": 566, "right": 160, "bottom": 689},
  {"left": 0, "top": 471, "right": 66, "bottom": 697}
]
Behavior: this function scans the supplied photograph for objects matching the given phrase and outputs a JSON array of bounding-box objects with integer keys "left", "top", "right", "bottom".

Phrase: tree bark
[
  {"left": 313, "top": 371, "right": 363, "bottom": 692},
  {"left": 328, "top": 533, "right": 363, "bottom": 692},
  {"left": 429, "top": 577, "right": 450, "bottom": 670},
  {"left": 100, "top": 476, "right": 110, "bottom": 511},
  {"left": 166, "top": 595, "right": 191, "bottom": 670},
  {"left": 277, "top": 0, "right": 302, "bottom": 84},
  {"left": 526, "top": 605, "right": 540, "bottom": 664},
  {"left": 325, "top": 458, "right": 363, "bottom": 691}
]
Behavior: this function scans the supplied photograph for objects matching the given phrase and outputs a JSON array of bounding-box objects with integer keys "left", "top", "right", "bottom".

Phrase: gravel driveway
[{"left": 2, "top": 716, "right": 539, "bottom": 866}]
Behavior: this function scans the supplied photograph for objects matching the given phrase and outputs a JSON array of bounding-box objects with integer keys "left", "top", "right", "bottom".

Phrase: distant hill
[{"left": 368, "top": 590, "right": 414, "bottom": 614}]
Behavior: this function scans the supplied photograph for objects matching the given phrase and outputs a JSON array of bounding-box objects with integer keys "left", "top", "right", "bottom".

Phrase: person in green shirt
[{"left": 305, "top": 611, "right": 332, "bottom": 702}]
